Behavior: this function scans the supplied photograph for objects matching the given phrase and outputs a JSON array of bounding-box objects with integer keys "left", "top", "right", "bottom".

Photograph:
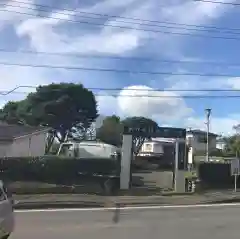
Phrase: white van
[
  {"left": 0, "top": 181, "right": 14, "bottom": 239},
  {"left": 57, "top": 141, "right": 121, "bottom": 159}
]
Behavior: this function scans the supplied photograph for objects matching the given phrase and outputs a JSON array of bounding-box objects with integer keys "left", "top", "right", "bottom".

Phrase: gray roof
[
  {"left": 0, "top": 125, "right": 49, "bottom": 141},
  {"left": 187, "top": 129, "right": 218, "bottom": 137}
]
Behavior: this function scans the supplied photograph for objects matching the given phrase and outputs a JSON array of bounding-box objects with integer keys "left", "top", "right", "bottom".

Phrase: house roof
[
  {"left": 187, "top": 129, "right": 218, "bottom": 137},
  {"left": 0, "top": 124, "right": 50, "bottom": 141}
]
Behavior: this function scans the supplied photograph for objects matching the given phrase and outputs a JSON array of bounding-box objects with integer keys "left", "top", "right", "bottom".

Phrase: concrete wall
[
  {"left": 0, "top": 142, "right": 11, "bottom": 157},
  {"left": 0, "top": 132, "right": 47, "bottom": 157}
]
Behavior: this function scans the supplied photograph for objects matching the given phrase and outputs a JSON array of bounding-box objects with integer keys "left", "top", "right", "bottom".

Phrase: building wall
[
  {"left": 216, "top": 141, "right": 226, "bottom": 150},
  {"left": 138, "top": 140, "right": 187, "bottom": 169},
  {"left": 140, "top": 141, "right": 164, "bottom": 154},
  {"left": 0, "top": 142, "right": 11, "bottom": 157},
  {"left": 186, "top": 133, "right": 217, "bottom": 153},
  {"left": 8, "top": 132, "right": 47, "bottom": 157}
]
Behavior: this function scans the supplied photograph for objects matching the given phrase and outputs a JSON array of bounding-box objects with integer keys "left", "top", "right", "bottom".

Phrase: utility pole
[{"left": 205, "top": 108, "right": 211, "bottom": 162}]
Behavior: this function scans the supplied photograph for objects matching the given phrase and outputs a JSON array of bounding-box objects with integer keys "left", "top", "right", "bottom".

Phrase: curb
[
  {"left": 14, "top": 202, "right": 105, "bottom": 210},
  {"left": 208, "top": 197, "right": 240, "bottom": 204},
  {"left": 14, "top": 200, "right": 172, "bottom": 210},
  {"left": 14, "top": 197, "right": 240, "bottom": 210}
]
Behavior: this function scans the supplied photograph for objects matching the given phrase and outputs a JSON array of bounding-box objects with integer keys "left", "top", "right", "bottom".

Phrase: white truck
[
  {"left": 56, "top": 141, "right": 121, "bottom": 195},
  {"left": 57, "top": 141, "right": 121, "bottom": 159}
]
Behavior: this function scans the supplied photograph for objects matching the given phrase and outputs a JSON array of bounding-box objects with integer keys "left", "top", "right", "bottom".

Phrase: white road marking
[{"left": 14, "top": 202, "right": 240, "bottom": 213}]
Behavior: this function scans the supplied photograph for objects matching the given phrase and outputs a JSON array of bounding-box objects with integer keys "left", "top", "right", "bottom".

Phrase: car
[{"left": 0, "top": 181, "right": 14, "bottom": 239}]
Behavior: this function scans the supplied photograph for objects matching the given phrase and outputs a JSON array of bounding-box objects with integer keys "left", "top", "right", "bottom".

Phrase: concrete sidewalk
[{"left": 13, "top": 191, "right": 240, "bottom": 209}]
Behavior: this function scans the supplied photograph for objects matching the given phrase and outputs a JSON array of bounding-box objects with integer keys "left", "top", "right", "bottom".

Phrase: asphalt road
[{"left": 12, "top": 205, "right": 240, "bottom": 239}]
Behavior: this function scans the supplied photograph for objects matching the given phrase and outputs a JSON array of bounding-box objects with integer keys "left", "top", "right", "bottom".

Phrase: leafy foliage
[
  {"left": 97, "top": 116, "right": 159, "bottom": 154},
  {"left": 0, "top": 156, "right": 120, "bottom": 195},
  {"left": 218, "top": 124, "right": 240, "bottom": 157},
  {"left": 96, "top": 115, "right": 122, "bottom": 146},
  {"left": 198, "top": 162, "right": 237, "bottom": 188},
  {"left": 222, "top": 135, "right": 240, "bottom": 157},
  {"left": 0, "top": 156, "right": 120, "bottom": 183},
  {"left": 121, "top": 117, "right": 159, "bottom": 155},
  {"left": 0, "top": 83, "right": 98, "bottom": 152},
  {"left": 0, "top": 101, "right": 24, "bottom": 125}
]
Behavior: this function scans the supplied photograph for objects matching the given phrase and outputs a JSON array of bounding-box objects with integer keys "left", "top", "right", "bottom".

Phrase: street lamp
[{"left": 205, "top": 108, "right": 212, "bottom": 162}]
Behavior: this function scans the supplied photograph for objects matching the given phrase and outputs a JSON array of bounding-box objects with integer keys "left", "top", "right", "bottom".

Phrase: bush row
[
  {"left": 197, "top": 162, "right": 239, "bottom": 188},
  {"left": 0, "top": 156, "right": 121, "bottom": 184}
]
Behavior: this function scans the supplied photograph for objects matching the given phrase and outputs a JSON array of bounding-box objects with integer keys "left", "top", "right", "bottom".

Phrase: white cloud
[
  {"left": 97, "top": 86, "right": 240, "bottom": 136},
  {"left": 165, "top": 75, "right": 224, "bottom": 95},
  {"left": 0, "top": 0, "right": 36, "bottom": 30},
  {"left": 0, "top": 0, "right": 237, "bottom": 129},
  {"left": 15, "top": 1, "right": 142, "bottom": 54},
  {"left": 97, "top": 94, "right": 119, "bottom": 116},
  {"left": 15, "top": 0, "right": 236, "bottom": 56},
  {"left": 162, "top": 0, "right": 236, "bottom": 26},
  {"left": 108, "top": 85, "right": 192, "bottom": 121},
  {"left": 164, "top": 72, "right": 240, "bottom": 95},
  {"left": 68, "top": 31, "right": 139, "bottom": 54},
  {"left": 0, "top": 61, "right": 50, "bottom": 108},
  {"left": 16, "top": 10, "right": 71, "bottom": 52},
  {"left": 84, "top": 0, "right": 139, "bottom": 13},
  {"left": 9, "top": 0, "right": 234, "bottom": 70},
  {"left": 225, "top": 77, "right": 240, "bottom": 90}
]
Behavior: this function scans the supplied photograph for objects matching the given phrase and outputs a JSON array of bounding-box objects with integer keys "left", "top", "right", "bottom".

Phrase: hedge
[
  {"left": 0, "top": 156, "right": 121, "bottom": 184},
  {"left": 197, "top": 162, "right": 239, "bottom": 188}
]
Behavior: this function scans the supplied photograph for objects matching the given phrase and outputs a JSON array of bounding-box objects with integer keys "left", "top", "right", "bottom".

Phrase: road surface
[{"left": 12, "top": 205, "right": 240, "bottom": 239}]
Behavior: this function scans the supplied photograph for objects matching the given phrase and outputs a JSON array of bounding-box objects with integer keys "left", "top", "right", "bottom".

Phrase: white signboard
[{"left": 231, "top": 159, "right": 240, "bottom": 176}]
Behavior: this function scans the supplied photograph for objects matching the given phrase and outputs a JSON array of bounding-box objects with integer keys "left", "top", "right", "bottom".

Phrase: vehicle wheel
[{"left": 2, "top": 234, "right": 10, "bottom": 239}]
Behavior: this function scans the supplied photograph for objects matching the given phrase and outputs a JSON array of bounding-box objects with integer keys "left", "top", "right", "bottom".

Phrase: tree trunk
[{"left": 45, "top": 134, "right": 55, "bottom": 154}]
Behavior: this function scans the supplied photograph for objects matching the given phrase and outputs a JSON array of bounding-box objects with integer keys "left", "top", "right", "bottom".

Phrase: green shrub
[
  {"left": 0, "top": 156, "right": 120, "bottom": 184},
  {"left": 197, "top": 162, "right": 238, "bottom": 188}
]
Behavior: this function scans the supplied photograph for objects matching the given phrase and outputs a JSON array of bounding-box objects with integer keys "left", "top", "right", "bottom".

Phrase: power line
[
  {"left": 0, "top": 90, "right": 239, "bottom": 98},
  {"left": 194, "top": 0, "right": 240, "bottom": 6},
  {"left": 2, "top": 48, "right": 240, "bottom": 66},
  {"left": 1, "top": 61, "right": 240, "bottom": 77},
  {"left": 0, "top": 86, "right": 36, "bottom": 95},
  {"left": 0, "top": 86, "right": 239, "bottom": 99},
  {"left": 2, "top": 9, "right": 240, "bottom": 40},
  {"left": 99, "top": 95, "right": 240, "bottom": 98},
  {"left": 1, "top": 86, "right": 240, "bottom": 95},
  {"left": 4, "top": 2, "right": 240, "bottom": 35},
  {"left": 11, "top": 0, "right": 240, "bottom": 31},
  {"left": 89, "top": 88, "right": 240, "bottom": 92}
]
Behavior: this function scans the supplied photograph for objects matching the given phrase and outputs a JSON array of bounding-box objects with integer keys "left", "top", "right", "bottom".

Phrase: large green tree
[
  {"left": 222, "top": 135, "right": 240, "bottom": 157},
  {"left": 96, "top": 116, "right": 159, "bottom": 153},
  {"left": 0, "top": 101, "right": 24, "bottom": 125},
  {"left": 96, "top": 115, "right": 122, "bottom": 146},
  {"left": 218, "top": 125, "right": 240, "bottom": 157},
  {"left": 0, "top": 83, "right": 98, "bottom": 152},
  {"left": 121, "top": 116, "right": 159, "bottom": 155}
]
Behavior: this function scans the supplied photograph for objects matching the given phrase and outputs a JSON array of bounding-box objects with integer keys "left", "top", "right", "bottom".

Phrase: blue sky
[{"left": 0, "top": 0, "right": 239, "bottom": 135}]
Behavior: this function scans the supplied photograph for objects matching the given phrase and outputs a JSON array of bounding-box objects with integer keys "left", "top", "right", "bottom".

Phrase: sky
[{"left": 0, "top": 0, "right": 240, "bottom": 136}]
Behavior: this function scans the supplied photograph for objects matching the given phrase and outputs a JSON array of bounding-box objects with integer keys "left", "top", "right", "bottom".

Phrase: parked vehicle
[
  {"left": 57, "top": 141, "right": 121, "bottom": 195},
  {"left": 0, "top": 180, "right": 14, "bottom": 239},
  {"left": 57, "top": 141, "right": 121, "bottom": 159}
]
